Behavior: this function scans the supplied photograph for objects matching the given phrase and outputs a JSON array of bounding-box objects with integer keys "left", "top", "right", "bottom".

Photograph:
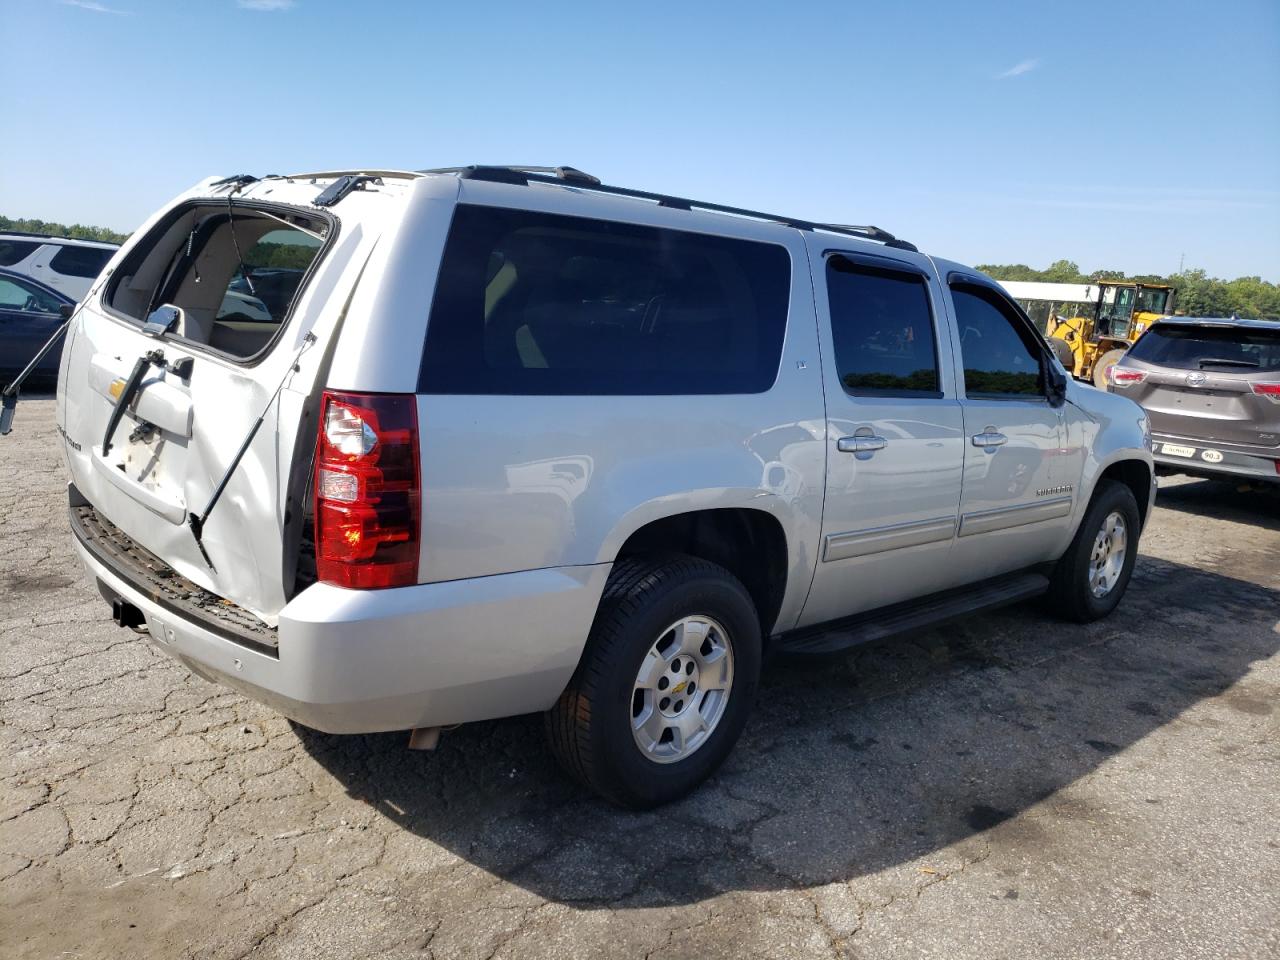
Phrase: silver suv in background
[
  {"left": 1109, "top": 317, "right": 1280, "bottom": 485},
  {"left": 41, "top": 165, "right": 1156, "bottom": 807},
  {"left": 0, "top": 233, "right": 119, "bottom": 300}
]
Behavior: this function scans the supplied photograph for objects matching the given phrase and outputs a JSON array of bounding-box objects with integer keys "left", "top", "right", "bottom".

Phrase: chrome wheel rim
[
  {"left": 630, "top": 615, "right": 734, "bottom": 764},
  {"left": 1088, "top": 510, "right": 1128, "bottom": 598}
]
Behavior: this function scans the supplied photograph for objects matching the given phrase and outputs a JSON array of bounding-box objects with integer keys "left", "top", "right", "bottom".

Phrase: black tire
[
  {"left": 1045, "top": 480, "right": 1141, "bottom": 623},
  {"left": 545, "top": 555, "right": 761, "bottom": 809},
  {"left": 1048, "top": 337, "right": 1076, "bottom": 375}
]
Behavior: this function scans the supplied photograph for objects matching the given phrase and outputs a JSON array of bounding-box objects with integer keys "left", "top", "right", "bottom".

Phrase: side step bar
[{"left": 778, "top": 571, "right": 1050, "bottom": 656}]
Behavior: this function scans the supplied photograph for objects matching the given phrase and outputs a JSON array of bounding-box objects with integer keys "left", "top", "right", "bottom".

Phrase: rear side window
[
  {"left": 826, "top": 257, "right": 940, "bottom": 397},
  {"left": 420, "top": 205, "right": 791, "bottom": 395},
  {"left": 951, "top": 285, "right": 1046, "bottom": 397},
  {"left": 1127, "top": 325, "right": 1280, "bottom": 372},
  {"left": 0, "top": 239, "right": 41, "bottom": 266},
  {"left": 49, "top": 245, "right": 114, "bottom": 279}
]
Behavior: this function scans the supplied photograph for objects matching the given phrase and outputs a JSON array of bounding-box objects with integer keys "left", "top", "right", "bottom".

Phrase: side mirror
[
  {"left": 1046, "top": 362, "right": 1069, "bottom": 407},
  {"left": 58, "top": 303, "right": 74, "bottom": 320}
]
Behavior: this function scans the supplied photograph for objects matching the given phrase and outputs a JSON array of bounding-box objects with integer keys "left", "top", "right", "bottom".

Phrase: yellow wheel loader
[
  {"left": 1000, "top": 280, "right": 1176, "bottom": 387},
  {"left": 1047, "top": 282, "right": 1174, "bottom": 386}
]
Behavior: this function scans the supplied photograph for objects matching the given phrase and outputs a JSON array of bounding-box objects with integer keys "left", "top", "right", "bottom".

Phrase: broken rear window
[{"left": 104, "top": 203, "right": 331, "bottom": 361}]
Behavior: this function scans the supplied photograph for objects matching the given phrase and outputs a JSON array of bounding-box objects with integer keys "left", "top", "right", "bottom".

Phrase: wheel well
[
  {"left": 615, "top": 508, "right": 789, "bottom": 635},
  {"left": 1098, "top": 460, "right": 1153, "bottom": 527}
]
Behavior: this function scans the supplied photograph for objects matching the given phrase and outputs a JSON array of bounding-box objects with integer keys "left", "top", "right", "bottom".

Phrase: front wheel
[
  {"left": 546, "top": 556, "right": 761, "bottom": 809},
  {"left": 1045, "top": 480, "right": 1141, "bottom": 622},
  {"left": 1093, "top": 348, "right": 1127, "bottom": 388}
]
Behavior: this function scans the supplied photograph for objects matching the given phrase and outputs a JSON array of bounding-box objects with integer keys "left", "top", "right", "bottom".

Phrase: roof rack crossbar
[{"left": 419, "top": 165, "right": 917, "bottom": 252}]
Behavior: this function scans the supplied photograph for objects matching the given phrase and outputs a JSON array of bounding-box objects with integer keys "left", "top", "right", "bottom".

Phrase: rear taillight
[
  {"left": 1250, "top": 382, "right": 1280, "bottom": 404},
  {"left": 314, "top": 391, "right": 420, "bottom": 589},
  {"left": 1109, "top": 367, "right": 1148, "bottom": 387}
]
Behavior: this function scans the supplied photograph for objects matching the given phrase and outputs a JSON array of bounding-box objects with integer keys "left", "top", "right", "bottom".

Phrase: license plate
[{"left": 1159, "top": 443, "right": 1196, "bottom": 458}]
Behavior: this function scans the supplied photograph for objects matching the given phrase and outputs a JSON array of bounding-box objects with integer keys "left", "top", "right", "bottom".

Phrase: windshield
[
  {"left": 1127, "top": 325, "right": 1280, "bottom": 371},
  {"left": 1134, "top": 287, "right": 1171, "bottom": 314}
]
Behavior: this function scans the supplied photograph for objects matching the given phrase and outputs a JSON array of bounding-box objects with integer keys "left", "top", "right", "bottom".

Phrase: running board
[{"left": 778, "top": 571, "right": 1050, "bottom": 656}]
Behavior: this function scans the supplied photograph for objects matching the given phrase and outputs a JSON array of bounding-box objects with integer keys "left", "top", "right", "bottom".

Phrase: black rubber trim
[{"left": 69, "top": 492, "right": 279, "bottom": 657}]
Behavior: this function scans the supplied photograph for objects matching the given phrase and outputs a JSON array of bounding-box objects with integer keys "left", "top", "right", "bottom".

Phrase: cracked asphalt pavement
[{"left": 3, "top": 396, "right": 1279, "bottom": 959}]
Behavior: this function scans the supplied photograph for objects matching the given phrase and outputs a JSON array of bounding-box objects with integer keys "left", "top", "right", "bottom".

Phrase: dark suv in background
[{"left": 1109, "top": 317, "right": 1280, "bottom": 485}]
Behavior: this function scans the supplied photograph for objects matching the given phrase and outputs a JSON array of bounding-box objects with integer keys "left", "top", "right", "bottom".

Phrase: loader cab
[{"left": 1093, "top": 282, "right": 1174, "bottom": 341}]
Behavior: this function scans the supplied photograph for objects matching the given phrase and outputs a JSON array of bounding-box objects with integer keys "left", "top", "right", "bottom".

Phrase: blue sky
[{"left": 3, "top": 0, "right": 1278, "bottom": 279}]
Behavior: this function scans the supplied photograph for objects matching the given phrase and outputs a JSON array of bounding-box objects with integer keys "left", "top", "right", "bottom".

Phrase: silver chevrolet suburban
[{"left": 41, "top": 165, "right": 1155, "bottom": 807}]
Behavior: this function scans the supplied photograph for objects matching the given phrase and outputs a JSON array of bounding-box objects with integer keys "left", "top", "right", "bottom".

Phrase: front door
[
  {"left": 797, "top": 243, "right": 965, "bottom": 628},
  {"left": 946, "top": 280, "right": 1073, "bottom": 581}
]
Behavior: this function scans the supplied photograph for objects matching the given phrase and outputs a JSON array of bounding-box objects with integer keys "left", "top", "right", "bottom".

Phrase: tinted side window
[
  {"left": 826, "top": 257, "right": 940, "bottom": 397},
  {"left": 420, "top": 205, "right": 791, "bottom": 395},
  {"left": 952, "top": 285, "right": 1045, "bottom": 397},
  {"left": 0, "top": 239, "right": 41, "bottom": 267},
  {"left": 49, "top": 245, "right": 114, "bottom": 279}
]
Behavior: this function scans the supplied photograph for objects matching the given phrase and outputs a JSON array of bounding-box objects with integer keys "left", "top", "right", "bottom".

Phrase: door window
[
  {"left": 0, "top": 276, "right": 63, "bottom": 314},
  {"left": 825, "top": 257, "right": 941, "bottom": 397},
  {"left": 951, "top": 285, "right": 1046, "bottom": 398}
]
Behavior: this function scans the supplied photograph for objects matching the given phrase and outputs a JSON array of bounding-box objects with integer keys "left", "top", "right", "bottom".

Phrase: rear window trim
[{"left": 99, "top": 198, "right": 339, "bottom": 369}]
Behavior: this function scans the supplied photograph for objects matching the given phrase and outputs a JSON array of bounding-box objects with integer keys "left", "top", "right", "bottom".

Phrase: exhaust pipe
[{"left": 111, "top": 598, "right": 148, "bottom": 634}]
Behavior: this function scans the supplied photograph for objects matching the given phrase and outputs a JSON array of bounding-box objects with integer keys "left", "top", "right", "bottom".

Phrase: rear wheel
[
  {"left": 1093, "top": 348, "right": 1127, "bottom": 388},
  {"left": 1046, "top": 480, "right": 1140, "bottom": 622},
  {"left": 546, "top": 555, "right": 761, "bottom": 808}
]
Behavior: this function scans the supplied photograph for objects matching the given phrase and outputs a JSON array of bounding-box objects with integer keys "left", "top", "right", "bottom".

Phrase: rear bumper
[
  {"left": 73, "top": 503, "right": 610, "bottom": 733},
  {"left": 1151, "top": 433, "right": 1280, "bottom": 484}
]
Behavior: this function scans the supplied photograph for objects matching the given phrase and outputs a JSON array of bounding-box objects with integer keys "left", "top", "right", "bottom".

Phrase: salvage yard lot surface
[{"left": 3, "top": 396, "right": 1278, "bottom": 960}]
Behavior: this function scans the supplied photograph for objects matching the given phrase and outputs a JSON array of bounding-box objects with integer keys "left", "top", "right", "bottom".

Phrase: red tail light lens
[
  {"left": 1109, "top": 367, "right": 1148, "bottom": 387},
  {"left": 314, "top": 391, "right": 420, "bottom": 589},
  {"left": 1251, "top": 382, "right": 1280, "bottom": 404}
]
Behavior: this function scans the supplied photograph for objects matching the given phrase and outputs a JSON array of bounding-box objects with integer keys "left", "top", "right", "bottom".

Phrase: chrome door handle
[
  {"left": 837, "top": 435, "right": 888, "bottom": 454},
  {"left": 971, "top": 431, "right": 1008, "bottom": 449}
]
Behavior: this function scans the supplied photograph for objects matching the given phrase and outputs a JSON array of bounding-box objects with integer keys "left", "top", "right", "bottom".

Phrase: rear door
[
  {"left": 945, "top": 279, "right": 1074, "bottom": 580},
  {"left": 797, "top": 241, "right": 965, "bottom": 628},
  {"left": 59, "top": 184, "right": 388, "bottom": 622},
  {"left": 1122, "top": 323, "right": 1280, "bottom": 450}
]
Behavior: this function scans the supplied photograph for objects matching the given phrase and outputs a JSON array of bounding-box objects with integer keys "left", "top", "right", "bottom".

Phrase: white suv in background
[{"left": 0, "top": 233, "right": 119, "bottom": 300}]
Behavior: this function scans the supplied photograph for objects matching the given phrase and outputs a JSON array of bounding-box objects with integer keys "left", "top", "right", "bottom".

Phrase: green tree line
[
  {"left": 977, "top": 258, "right": 1280, "bottom": 320},
  {"left": 1, "top": 214, "right": 130, "bottom": 245}
]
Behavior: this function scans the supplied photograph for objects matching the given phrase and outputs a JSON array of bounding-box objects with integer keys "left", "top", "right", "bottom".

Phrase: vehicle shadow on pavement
[
  {"left": 294, "top": 554, "right": 1279, "bottom": 908},
  {"left": 1153, "top": 477, "right": 1280, "bottom": 531}
]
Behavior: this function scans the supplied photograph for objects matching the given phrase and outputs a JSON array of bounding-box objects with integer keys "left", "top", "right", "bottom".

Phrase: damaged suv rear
[{"left": 56, "top": 172, "right": 428, "bottom": 728}]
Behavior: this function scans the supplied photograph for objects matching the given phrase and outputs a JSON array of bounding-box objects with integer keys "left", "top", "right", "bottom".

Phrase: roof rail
[{"left": 419, "top": 165, "right": 917, "bottom": 252}]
